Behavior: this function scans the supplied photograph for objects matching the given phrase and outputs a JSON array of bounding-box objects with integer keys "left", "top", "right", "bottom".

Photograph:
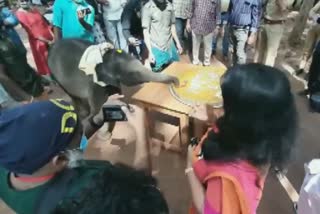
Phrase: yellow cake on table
[{"left": 170, "top": 65, "right": 226, "bottom": 107}]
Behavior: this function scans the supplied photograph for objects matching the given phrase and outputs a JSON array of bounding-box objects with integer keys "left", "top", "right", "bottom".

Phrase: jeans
[
  {"left": 105, "top": 20, "right": 128, "bottom": 52},
  {"left": 230, "top": 27, "right": 249, "bottom": 65},
  {"left": 175, "top": 18, "right": 187, "bottom": 47},
  {"left": 212, "top": 13, "right": 229, "bottom": 57},
  {"left": 254, "top": 23, "right": 284, "bottom": 66}
]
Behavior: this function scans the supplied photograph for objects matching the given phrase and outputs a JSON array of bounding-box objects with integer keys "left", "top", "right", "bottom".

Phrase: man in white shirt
[{"left": 103, "top": 0, "right": 128, "bottom": 51}]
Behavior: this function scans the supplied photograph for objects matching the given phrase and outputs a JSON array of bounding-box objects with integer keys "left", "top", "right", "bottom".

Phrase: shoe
[
  {"left": 192, "top": 60, "right": 202, "bottom": 66},
  {"left": 297, "top": 89, "right": 310, "bottom": 96},
  {"left": 203, "top": 61, "right": 211, "bottom": 66}
]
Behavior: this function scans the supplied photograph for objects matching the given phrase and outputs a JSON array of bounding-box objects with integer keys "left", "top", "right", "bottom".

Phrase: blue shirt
[
  {"left": 0, "top": 7, "right": 26, "bottom": 52},
  {"left": 228, "top": 0, "right": 261, "bottom": 32},
  {"left": 53, "top": 0, "right": 95, "bottom": 42}
]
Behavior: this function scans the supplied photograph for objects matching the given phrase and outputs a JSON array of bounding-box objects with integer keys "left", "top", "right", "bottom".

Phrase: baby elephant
[{"left": 48, "top": 39, "right": 178, "bottom": 120}]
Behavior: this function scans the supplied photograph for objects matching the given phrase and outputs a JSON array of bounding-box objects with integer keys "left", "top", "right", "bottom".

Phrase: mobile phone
[
  {"left": 84, "top": 8, "right": 92, "bottom": 14},
  {"left": 102, "top": 105, "right": 127, "bottom": 122},
  {"left": 78, "top": 8, "right": 92, "bottom": 15}
]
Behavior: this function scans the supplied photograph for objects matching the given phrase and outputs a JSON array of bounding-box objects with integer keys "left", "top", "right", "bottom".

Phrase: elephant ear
[{"left": 95, "top": 63, "right": 120, "bottom": 88}]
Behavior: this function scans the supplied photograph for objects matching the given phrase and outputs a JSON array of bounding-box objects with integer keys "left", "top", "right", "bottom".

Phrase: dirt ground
[{"left": 1, "top": 12, "right": 320, "bottom": 214}]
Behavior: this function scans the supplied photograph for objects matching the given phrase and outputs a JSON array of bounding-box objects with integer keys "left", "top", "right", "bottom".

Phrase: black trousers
[{"left": 308, "top": 49, "right": 320, "bottom": 94}]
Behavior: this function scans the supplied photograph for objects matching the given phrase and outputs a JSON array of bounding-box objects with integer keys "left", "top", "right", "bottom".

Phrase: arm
[
  {"left": 188, "top": 170, "right": 206, "bottom": 213},
  {"left": 78, "top": 7, "right": 95, "bottom": 31},
  {"left": 250, "top": 0, "right": 261, "bottom": 33},
  {"left": 310, "top": 1, "right": 320, "bottom": 17},
  {"left": 53, "top": 27, "right": 62, "bottom": 41},
  {"left": 171, "top": 24, "right": 180, "bottom": 46},
  {"left": 79, "top": 19, "right": 93, "bottom": 31},
  {"left": 141, "top": 4, "right": 154, "bottom": 60},
  {"left": 170, "top": 9, "right": 182, "bottom": 52},
  {"left": 186, "top": 146, "right": 205, "bottom": 213}
]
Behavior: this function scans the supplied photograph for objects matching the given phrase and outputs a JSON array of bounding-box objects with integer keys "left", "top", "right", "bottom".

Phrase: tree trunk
[{"left": 288, "top": 0, "right": 315, "bottom": 47}]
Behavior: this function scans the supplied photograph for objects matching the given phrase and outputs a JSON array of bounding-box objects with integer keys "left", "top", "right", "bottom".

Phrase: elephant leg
[{"left": 87, "top": 85, "right": 121, "bottom": 134}]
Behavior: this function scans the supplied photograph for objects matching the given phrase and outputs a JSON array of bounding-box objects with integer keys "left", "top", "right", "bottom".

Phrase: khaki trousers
[
  {"left": 192, "top": 31, "right": 213, "bottom": 65},
  {"left": 254, "top": 23, "right": 284, "bottom": 67}
]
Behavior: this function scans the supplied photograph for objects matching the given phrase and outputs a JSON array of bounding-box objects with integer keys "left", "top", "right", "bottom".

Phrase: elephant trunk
[{"left": 137, "top": 66, "right": 179, "bottom": 86}]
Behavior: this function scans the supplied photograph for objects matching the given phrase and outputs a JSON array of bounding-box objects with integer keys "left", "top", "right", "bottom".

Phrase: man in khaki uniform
[
  {"left": 299, "top": 1, "right": 320, "bottom": 71},
  {"left": 254, "top": 0, "right": 292, "bottom": 66}
]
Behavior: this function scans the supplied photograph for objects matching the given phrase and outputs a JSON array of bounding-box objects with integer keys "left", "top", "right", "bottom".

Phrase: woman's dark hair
[
  {"left": 53, "top": 163, "right": 169, "bottom": 214},
  {"left": 202, "top": 63, "right": 298, "bottom": 170}
]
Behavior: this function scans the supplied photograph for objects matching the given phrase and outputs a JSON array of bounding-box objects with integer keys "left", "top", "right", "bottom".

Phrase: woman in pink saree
[{"left": 187, "top": 64, "right": 298, "bottom": 214}]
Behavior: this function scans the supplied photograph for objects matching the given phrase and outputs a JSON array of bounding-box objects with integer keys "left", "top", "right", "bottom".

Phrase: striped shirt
[
  {"left": 228, "top": 0, "right": 261, "bottom": 32},
  {"left": 173, "top": 0, "right": 192, "bottom": 19}
]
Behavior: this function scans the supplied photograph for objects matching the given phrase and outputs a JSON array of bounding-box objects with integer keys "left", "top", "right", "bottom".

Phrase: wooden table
[{"left": 132, "top": 61, "right": 226, "bottom": 151}]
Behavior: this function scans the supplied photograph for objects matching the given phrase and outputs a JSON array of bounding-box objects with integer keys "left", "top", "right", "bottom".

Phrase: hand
[
  {"left": 128, "top": 37, "right": 139, "bottom": 46},
  {"left": 48, "top": 40, "right": 54, "bottom": 45},
  {"left": 121, "top": 104, "right": 145, "bottom": 130},
  {"left": 93, "top": 94, "right": 125, "bottom": 123},
  {"left": 148, "top": 52, "right": 155, "bottom": 64},
  {"left": 177, "top": 43, "right": 183, "bottom": 54},
  {"left": 77, "top": 10, "right": 86, "bottom": 20},
  {"left": 247, "top": 33, "right": 257, "bottom": 46},
  {"left": 186, "top": 21, "right": 191, "bottom": 33}
]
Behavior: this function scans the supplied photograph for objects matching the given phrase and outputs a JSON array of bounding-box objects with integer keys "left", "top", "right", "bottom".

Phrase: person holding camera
[
  {"left": 53, "top": 0, "right": 95, "bottom": 42},
  {"left": 0, "top": 95, "right": 164, "bottom": 214},
  {"left": 187, "top": 64, "right": 297, "bottom": 214}
]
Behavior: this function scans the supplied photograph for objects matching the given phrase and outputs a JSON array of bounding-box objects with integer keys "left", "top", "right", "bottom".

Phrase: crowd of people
[{"left": 0, "top": 0, "right": 320, "bottom": 214}]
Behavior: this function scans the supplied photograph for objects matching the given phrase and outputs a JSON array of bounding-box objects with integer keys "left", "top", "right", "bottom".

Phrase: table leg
[{"left": 135, "top": 103, "right": 153, "bottom": 174}]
